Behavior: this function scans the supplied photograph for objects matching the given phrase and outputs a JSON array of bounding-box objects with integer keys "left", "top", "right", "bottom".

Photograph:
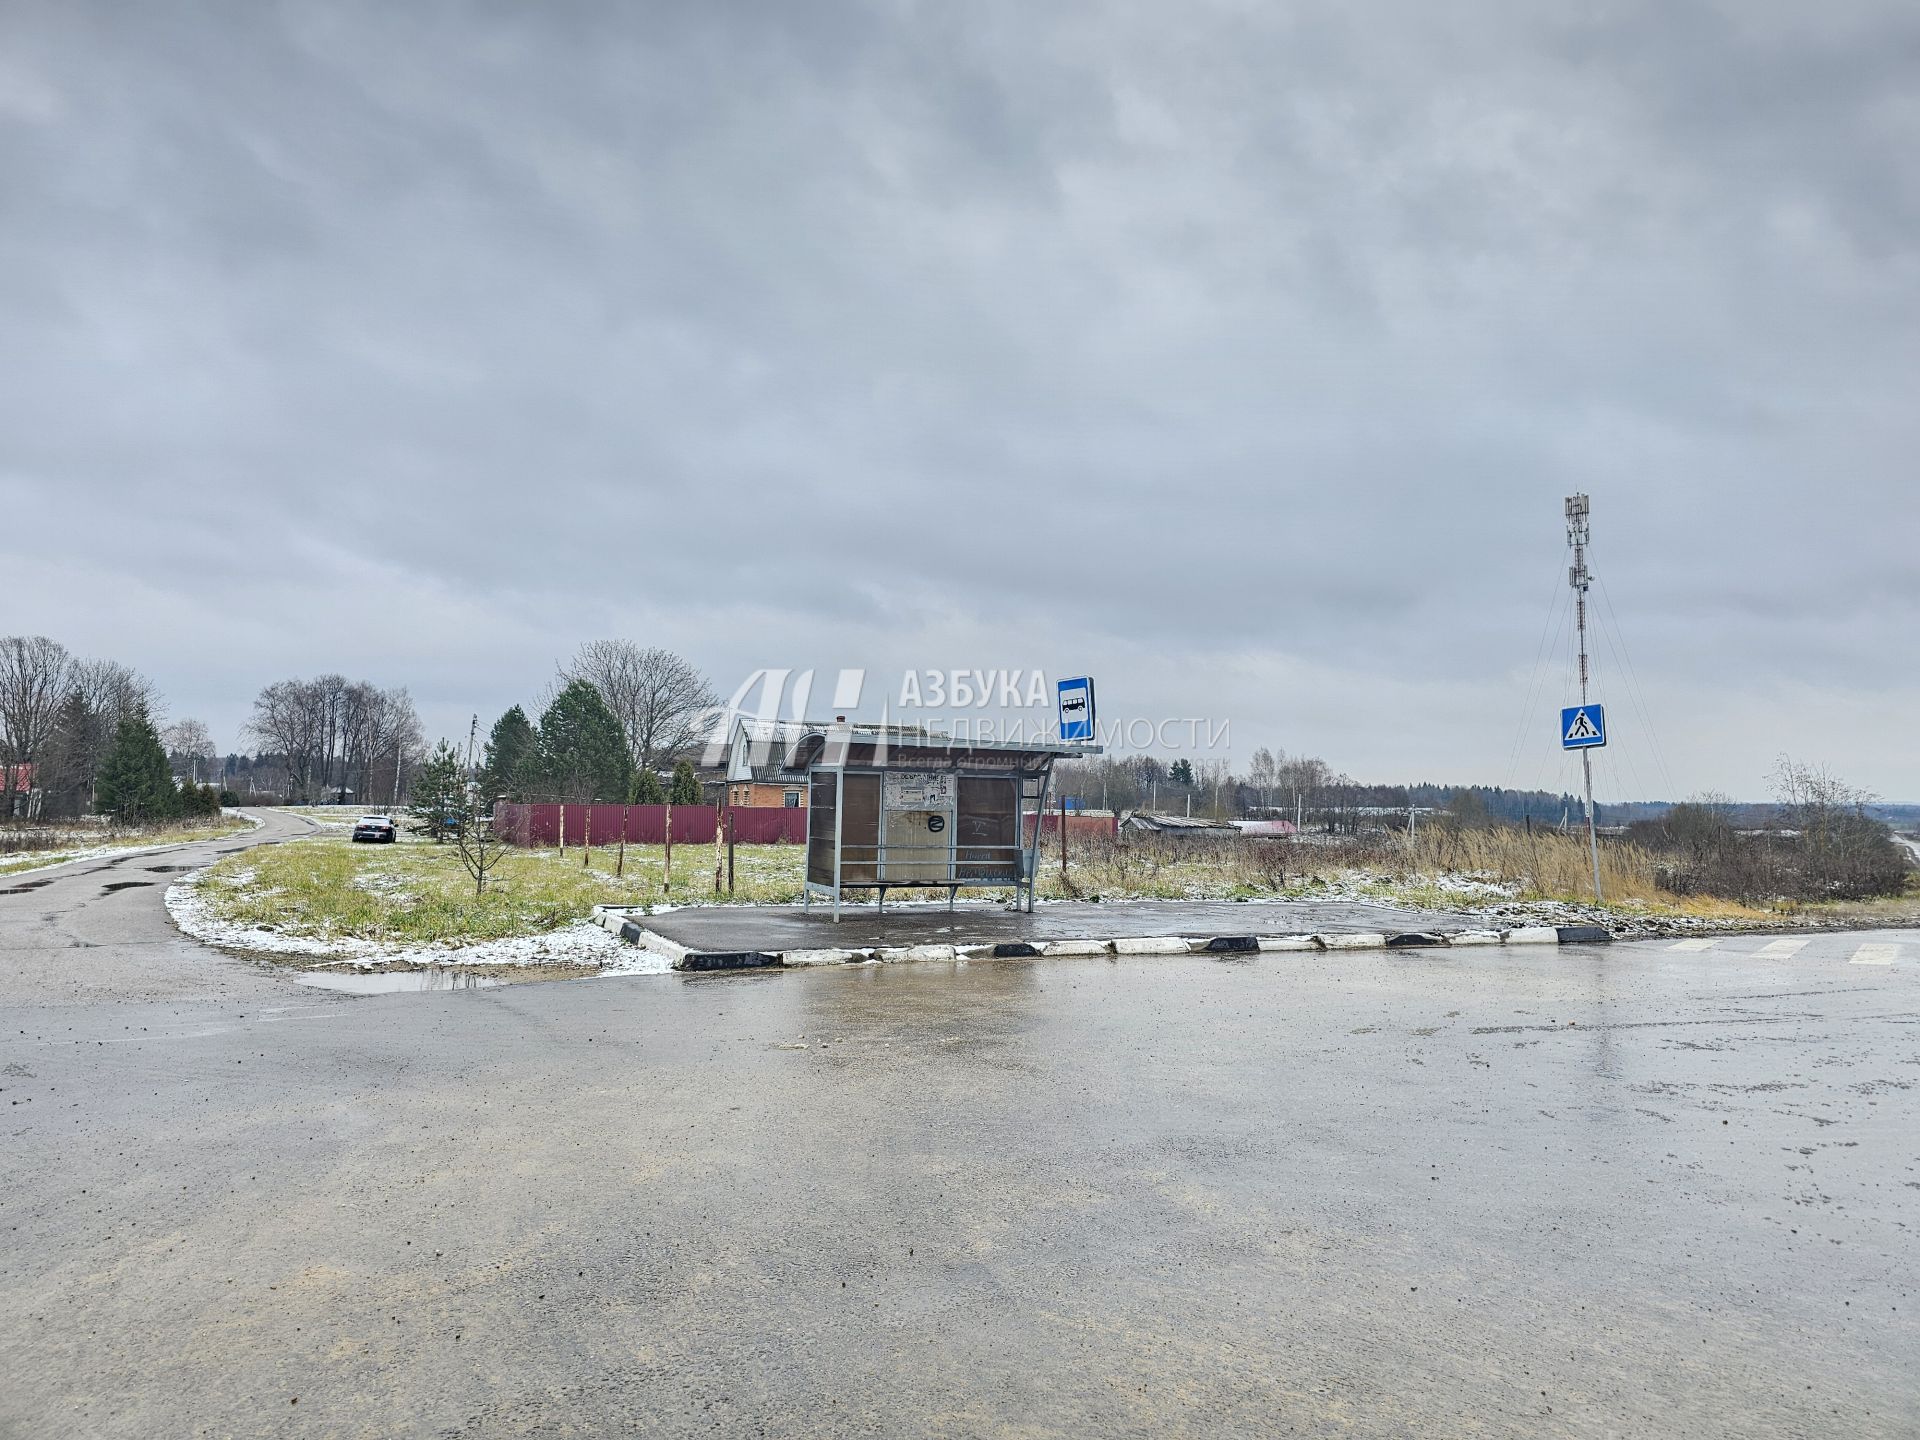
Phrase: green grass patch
[{"left": 197, "top": 832, "right": 810, "bottom": 944}]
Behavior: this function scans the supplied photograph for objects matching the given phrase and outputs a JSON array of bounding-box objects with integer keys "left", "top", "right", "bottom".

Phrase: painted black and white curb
[{"left": 590, "top": 907, "right": 1612, "bottom": 972}]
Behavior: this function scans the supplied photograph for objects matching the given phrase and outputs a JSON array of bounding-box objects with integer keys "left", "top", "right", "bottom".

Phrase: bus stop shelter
[{"left": 783, "top": 722, "right": 1099, "bottom": 919}]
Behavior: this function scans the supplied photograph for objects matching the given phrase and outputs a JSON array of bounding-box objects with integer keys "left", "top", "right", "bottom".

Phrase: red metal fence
[
  {"left": 1025, "top": 812, "right": 1119, "bottom": 842},
  {"left": 493, "top": 803, "right": 808, "bottom": 847},
  {"left": 491, "top": 804, "right": 1109, "bottom": 848}
]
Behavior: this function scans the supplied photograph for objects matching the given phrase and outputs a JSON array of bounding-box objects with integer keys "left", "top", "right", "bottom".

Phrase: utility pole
[{"left": 1566, "top": 494, "right": 1603, "bottom": 903}]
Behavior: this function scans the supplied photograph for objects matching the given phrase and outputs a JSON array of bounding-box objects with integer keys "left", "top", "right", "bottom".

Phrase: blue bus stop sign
[{"left": 1561, "top": 704, "right": 1606, "bottom": 750}]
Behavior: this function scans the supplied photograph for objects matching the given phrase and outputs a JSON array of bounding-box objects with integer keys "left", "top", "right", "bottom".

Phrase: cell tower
[{"left": 1565, "top": 494, "right": 1602, "bottom": 901}]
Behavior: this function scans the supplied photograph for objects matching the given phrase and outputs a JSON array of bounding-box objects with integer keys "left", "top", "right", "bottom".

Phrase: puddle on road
[
  {"left": 0, "top": 879, "right": 54, "bottom": 895},
  {"left": 145, "top": 865, "right": 187, "bottom": 873},
  {"left": 102, "top": 881, "right": 155, "bottom": 892},
  {"left": 293, "top": 967, "right": 506, "bottom": 994}
]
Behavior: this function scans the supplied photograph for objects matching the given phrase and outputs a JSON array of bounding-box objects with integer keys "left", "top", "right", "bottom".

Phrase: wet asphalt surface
[{"left": 1, "top": 820, "right": 1917, "bottom": 1438}]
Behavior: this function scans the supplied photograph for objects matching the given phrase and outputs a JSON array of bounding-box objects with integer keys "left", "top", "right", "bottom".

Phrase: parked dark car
[{"left": 351, "top": 815, "right": 397, "bottom": 844}]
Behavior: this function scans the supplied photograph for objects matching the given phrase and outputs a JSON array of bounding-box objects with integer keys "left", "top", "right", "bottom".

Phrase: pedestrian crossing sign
[{"left": 1560, "top": 704, "right": 1607, "bottom": 750}]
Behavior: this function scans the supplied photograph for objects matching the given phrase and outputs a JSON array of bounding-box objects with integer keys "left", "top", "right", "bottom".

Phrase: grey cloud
[{"left": 2, "top": 0, "right": 1915, "bottom": 796}]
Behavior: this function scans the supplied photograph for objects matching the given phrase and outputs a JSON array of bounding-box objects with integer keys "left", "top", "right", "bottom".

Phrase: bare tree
[
  {"left": 163, "top": 719, "right": 216, "bottom": 783},
  {"left": 0, "top": 636, "right": 74, "bottom": 817},
  {"left": 1771, "top": 755, "right": 1903, "bottom": 899},
  {"left": 453, "top": 716, "right": 508, "bottom": 896},
  {"left": 1271, "top": 754, "right": 1317, "bottom": 826},
  {"left": 359, "top": 687, "right": 424, "bottom": 807},
  {"left": 72, "top": 658, "right": 160, "bottom": 730},
  {"left": 310, "top": 674, "right": 352, "bottom": 802},
  {"left": 247, "top": 679, "right": 324, "bottom": 801},
  {"left": 561, "top": 642, "right": 717, "bottom": 775},
  {"left": 247, "top": 677, "right": 423, "bottom": 804},
  {"left": 1249, "top": 747, "right": 1277, "bottom": 810},
  {"left": 1196, "top": 758, "right": 1233, "bottom": 819}
]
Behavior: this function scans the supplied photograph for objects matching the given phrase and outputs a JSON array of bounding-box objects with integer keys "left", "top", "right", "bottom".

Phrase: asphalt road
[{"left": 2, "top": 822, "right": 1916, "bottom": 1439}]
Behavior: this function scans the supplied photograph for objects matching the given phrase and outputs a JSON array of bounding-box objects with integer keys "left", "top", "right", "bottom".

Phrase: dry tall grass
[
  {"left": 1409, "top": 827, "right": 1662, "bottom": 903},
  {"left": 1028, "top": 825, "right": 1770, "bottom": 915}
]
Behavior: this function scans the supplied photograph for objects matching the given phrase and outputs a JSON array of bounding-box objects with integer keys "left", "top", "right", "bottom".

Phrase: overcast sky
[{"left": 3, "top": 0, "right": 1916, "bottom": 800}]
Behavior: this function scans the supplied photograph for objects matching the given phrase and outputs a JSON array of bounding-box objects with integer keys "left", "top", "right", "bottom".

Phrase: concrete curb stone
[
  {"left": 1040, "top": 939, "right": 1112, "bottom": 958},
  {"left": 784, "top": 948, "right": 865, "bottom": 967},
  {"left": 596, "top": 912, "right": 1618, "bottom": 971},
  {"left": 1318, "top": 932, "right": 1389, "bottom": 951},
  {"left": 876, "top": 944, "right": 958, "bottom": 964}
]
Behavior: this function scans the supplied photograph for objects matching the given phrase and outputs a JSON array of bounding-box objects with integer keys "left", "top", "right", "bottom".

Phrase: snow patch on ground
[
  {"left": 0, "top": 812, "right": 262, "bottom": 880},
  {"left": 167, "top": 867, "right": 671, "bottom": 975},
  {"left": 347, "top": 871, "right": 414, "bottom": 897},
  {"left": 1, "top": 843, "right": 124, "bottom": 876}
]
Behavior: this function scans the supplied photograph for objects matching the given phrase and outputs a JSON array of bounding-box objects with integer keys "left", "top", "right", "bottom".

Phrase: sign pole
[
  {"left": 1060, "top": 795, "right": 1068, "bottom": 889},
  {"left": 1567, "top": 495, "right": 1603, "bottom": 903},
  {"left": 1581, "top": 749, "right": 1599, "bottom": 899}
]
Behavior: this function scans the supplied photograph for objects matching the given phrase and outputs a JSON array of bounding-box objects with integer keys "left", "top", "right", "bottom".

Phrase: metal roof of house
[
  {"left": 1122, "top": 811, "right": 1238, "bottom": 835},
  {"left": 1231, "top": 819, "right": 1299, "bottom": 837}
]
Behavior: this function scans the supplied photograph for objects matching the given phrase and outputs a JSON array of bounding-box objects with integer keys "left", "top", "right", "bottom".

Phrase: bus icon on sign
[{"left": 1057, "top": 677, "right": 1095, "bottom": 741}]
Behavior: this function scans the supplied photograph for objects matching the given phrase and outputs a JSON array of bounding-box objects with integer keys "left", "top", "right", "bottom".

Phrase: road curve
[{"left": 0, "top": 807, "right": 319, "bottom": 1008}]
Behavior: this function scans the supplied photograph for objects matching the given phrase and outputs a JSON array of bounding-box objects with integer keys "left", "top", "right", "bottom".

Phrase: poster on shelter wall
[{"left": 884, "top": 771, "right": 954, "bottom": 810}]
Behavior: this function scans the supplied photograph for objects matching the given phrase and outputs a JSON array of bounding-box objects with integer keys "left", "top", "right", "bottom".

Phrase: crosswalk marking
[{"left": 1648, "top": 933, "right": 1907, "bottom": 965}]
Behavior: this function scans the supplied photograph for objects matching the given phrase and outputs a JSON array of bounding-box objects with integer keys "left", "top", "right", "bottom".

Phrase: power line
[
  {"left": 1500, "top": 568, "right": 1573, "bottom": 793},
  {"left": 1595, "top": 573, "right": 1680, "bottom": 800}
]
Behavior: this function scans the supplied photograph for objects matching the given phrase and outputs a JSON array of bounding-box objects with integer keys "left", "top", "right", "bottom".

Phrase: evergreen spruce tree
[
  {"left": 631, "top": 768, "right": 665, "bottom": 804},
  {"left": 408, "top": 741, "right": 466, "bottom": 841},
  {"left": 479, "top": 705, "right": 535, "bottom": 802},
  {"left": 532, "top": 681, "right": 632, "bottom": 802},
  {"left": 667, "top": 758, "right": 701, "bottom": 806},
  {"left": 94, "top": 709, "right": 180, "bottom": 824}
]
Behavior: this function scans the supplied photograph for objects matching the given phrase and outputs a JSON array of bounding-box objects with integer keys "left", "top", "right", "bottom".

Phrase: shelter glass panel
[
  {"left": 840, "top": 773, "right": 880, "bottom": 884},
  {"left": 806, "top": 772, "right": 837, "bottom": 885},
  {"left": 957, "top": 775, "right": 1019, "bottom": 880}
]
